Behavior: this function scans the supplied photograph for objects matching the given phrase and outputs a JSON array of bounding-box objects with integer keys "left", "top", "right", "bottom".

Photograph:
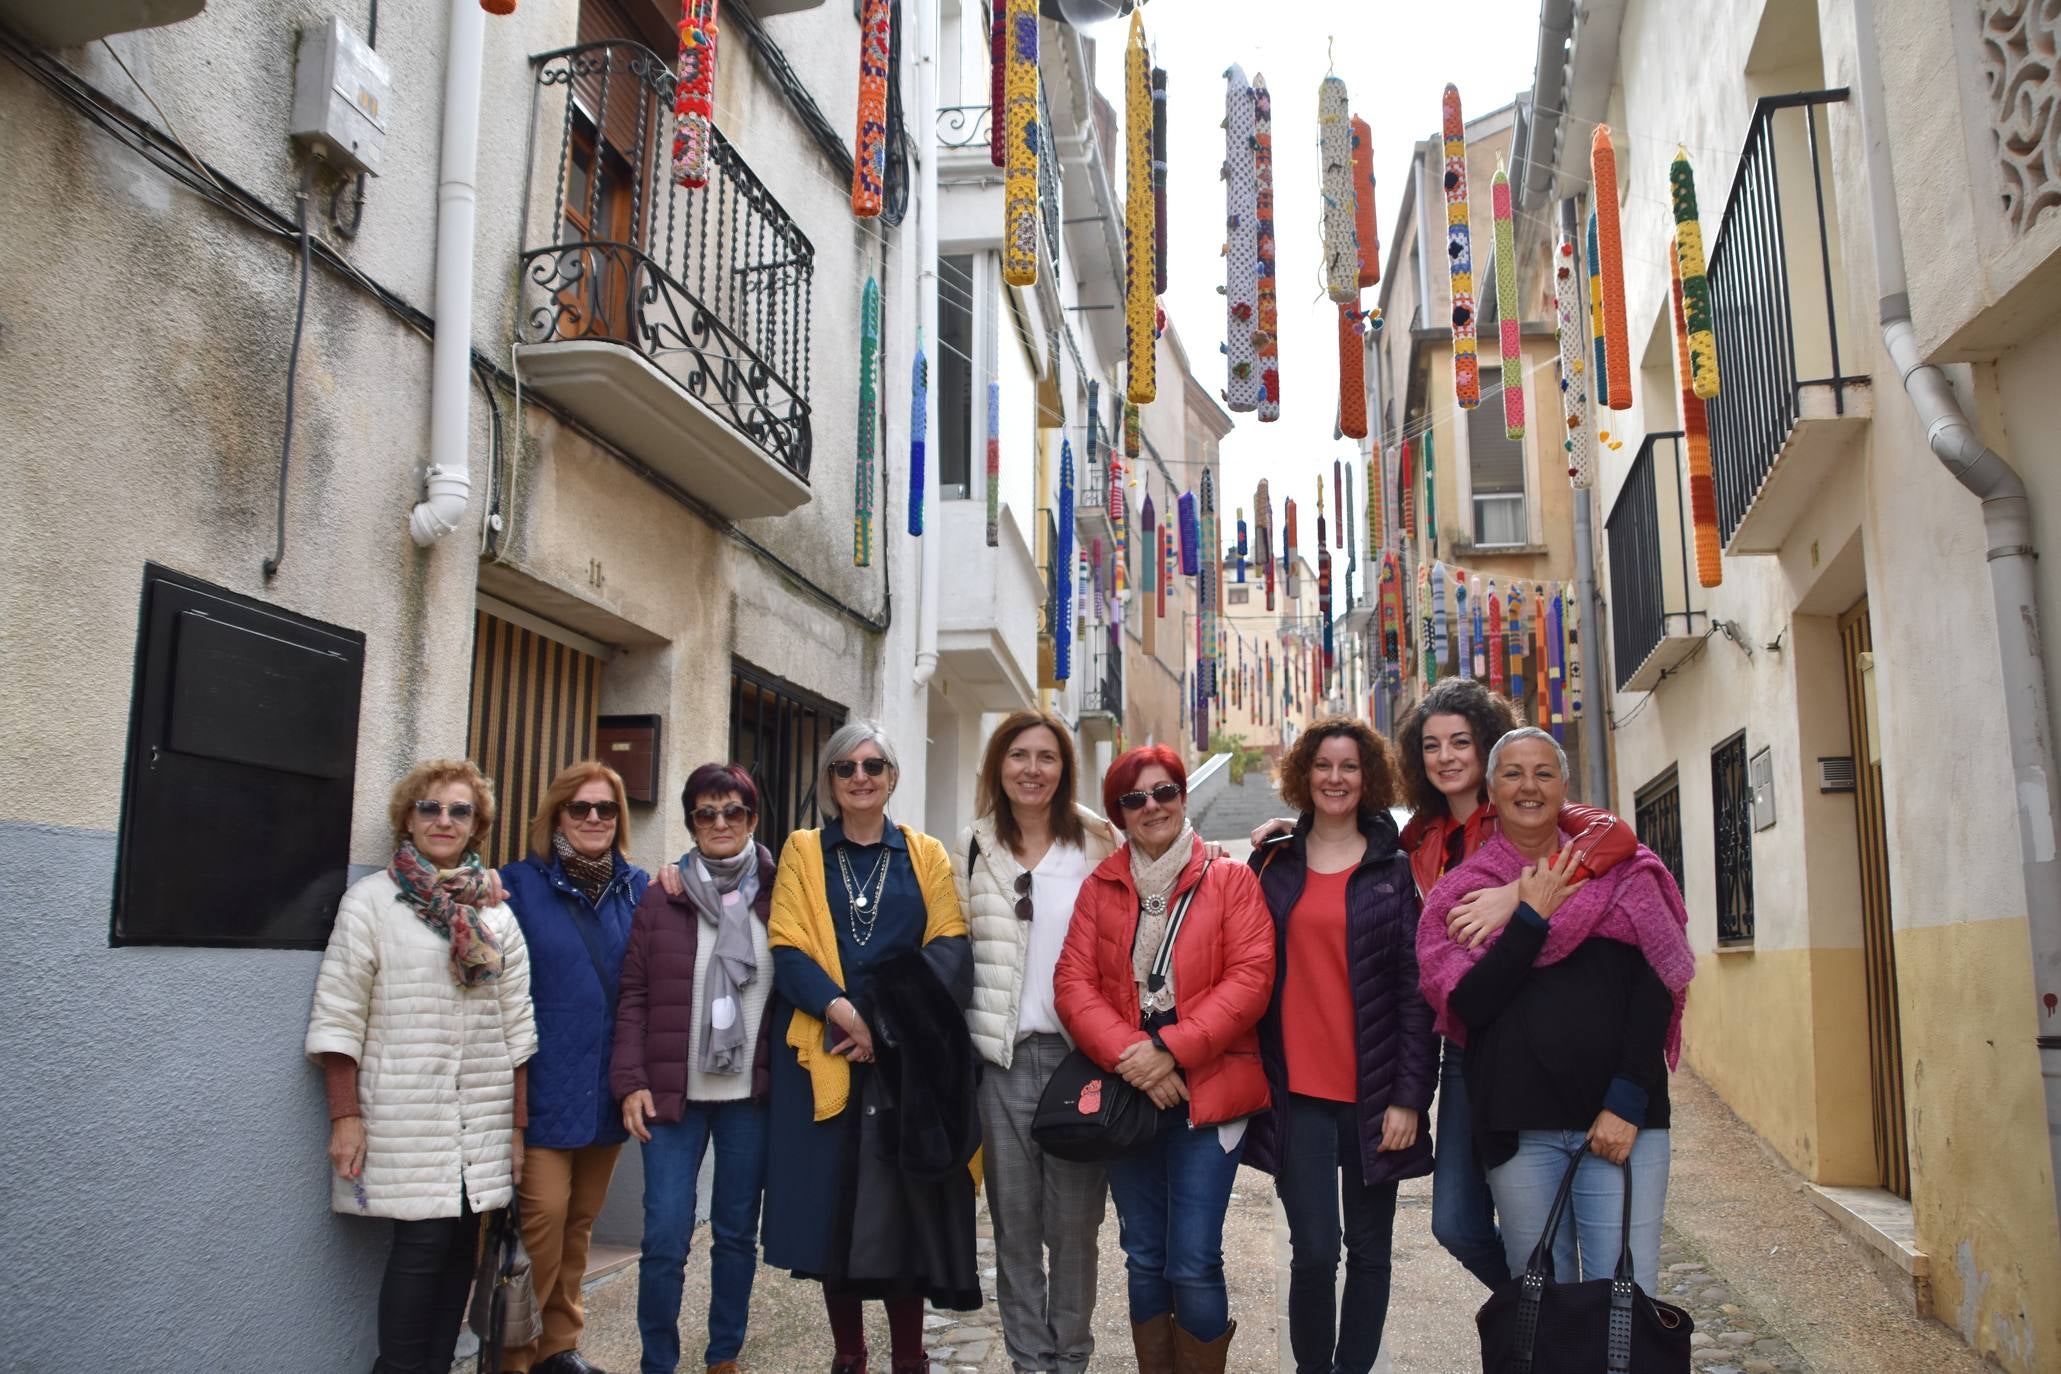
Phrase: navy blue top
[{"left": 772, "top": 816, "right": 928, "bottom": 1019}]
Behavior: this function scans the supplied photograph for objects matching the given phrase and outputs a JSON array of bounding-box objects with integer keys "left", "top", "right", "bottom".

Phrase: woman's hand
[
  {"left": 328, "top": 1115, "right": 367, "bottom": 1179},
  {"left": 658, "top": 863, "right": 686, "bottom": 898},
  {"left": 1115, "top": 1039, "right": 1180, "bottom": 1090},
  {"left": 510, "top": 1131, "right": 526, "bottom": 1185},
  {"left": 1515, "top": 847, "right": 1588, "bottom": 920},
  {"left": 1587, "top": 1109, "right": 1638, "bottom": 1165},
  {"left": 1376, "top": 1105, "right": 1420, "bottom": 1153},
  {"left": 1447, "top": 880, "right": 1521, "bottom": 948},
  {"left": 1144, "top": 1073, "right": 1189, "bottom": 1110},
  {"left": 622, "top": 1089, "right": 656, "bottom": 1143},
  {"left": 828, "top": 997, "right": 875, "bottom": 1063},
  {"left": 1249, "top": 816, "right": 1297, "bottom": 847}
]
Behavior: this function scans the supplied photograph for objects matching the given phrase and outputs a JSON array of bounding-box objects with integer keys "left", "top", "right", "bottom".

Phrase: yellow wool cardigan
[{"left": 768, "top": 822, "right": 968, "bottom": 1122}]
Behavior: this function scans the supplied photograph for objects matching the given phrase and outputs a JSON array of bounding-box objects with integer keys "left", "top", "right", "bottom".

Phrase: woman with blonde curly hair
[
  {"left": 307, "top": 758, "right": 536, "bottom": 1374},
  {"left": 1241, "top": 720, "right": 1434, "bottom": 1374}
]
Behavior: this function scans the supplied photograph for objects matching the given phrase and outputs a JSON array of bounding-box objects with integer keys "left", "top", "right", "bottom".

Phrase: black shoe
[{"left": 536, "top": 1354, "right": 612, "bottom": 1374}]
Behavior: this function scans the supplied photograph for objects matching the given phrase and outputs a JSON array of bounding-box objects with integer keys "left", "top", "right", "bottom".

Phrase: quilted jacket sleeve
[
  {"left": 1157, "top": 863, "right": 1276, "bottom": 1069},
  {"left": 305, "top": 888, "right": 378, "bottom": 1063},
  {"left": 497, "top": 910, "right": 539, "bottom": 1067},
  {"left": 1562, "top": 803, "right": 1636, "bottom": 879},
  {"left": 1053, "top": 876, "right": 1148, "bottom": 1072},
  {"left": 610, "top": 890, "right": 659, "bottom": 1098}
]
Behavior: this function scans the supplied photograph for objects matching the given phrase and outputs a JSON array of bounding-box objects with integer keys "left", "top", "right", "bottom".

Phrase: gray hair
[
  {"left": 816, "top": 720, "right": 900, "bottom": 820},
  {"left": 1486, "top": 726, "right": 1569, "bottom": 782}
]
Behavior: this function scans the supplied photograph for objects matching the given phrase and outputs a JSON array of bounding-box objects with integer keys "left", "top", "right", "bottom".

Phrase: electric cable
[{"left": 264, "top": 161, "right": 316, "bottom": 580}]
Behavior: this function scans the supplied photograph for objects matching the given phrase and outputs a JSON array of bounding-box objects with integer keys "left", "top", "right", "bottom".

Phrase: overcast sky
[{"left": 1082, "top": 0, "right": 1541, "bottom": 548}]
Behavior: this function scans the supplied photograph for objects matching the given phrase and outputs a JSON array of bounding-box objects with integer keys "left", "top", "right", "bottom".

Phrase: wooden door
[
  {"left": 1841, "top": 597, "right": 1910, "bottom": 1198},
  {"left": 467, "top": 609, "right": 604, "bottom": 869}
]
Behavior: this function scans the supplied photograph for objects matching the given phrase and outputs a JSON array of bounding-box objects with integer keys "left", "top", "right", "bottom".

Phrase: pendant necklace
[{"left": 837, "top": 844, "right": 894, "bottom": 945}]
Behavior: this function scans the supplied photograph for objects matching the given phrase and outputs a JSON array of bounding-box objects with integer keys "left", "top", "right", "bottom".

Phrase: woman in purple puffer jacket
[
  {"left": 1244, "top": 719, "right": 1439, "bottom": 1374},
  {"left": 610, "top": 763, "right": 777, "bottom": 1374}
]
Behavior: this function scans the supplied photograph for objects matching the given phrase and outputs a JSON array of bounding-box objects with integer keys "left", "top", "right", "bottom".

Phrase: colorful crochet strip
[
  {"left": 1547, "top": 587, "right": 1565, "bottom": 740},
  {"left": 985, "top": 380, "right": 1000, "bottom": 547},
  {"left": 1554, "top": 233, "right": 1595, "bottom": 489},
  {"left": 1056, "top": 437, "right": 1075, "bottom": 680},
  {"left": 1487, "top": 579, "right": 1505, "bottom": 692},
  {"left": 1671, "top": 147, "right": 1720, "bottom": 400},
  {"left": 1564, "top": 581, "right": 1584, "bottom": 721},
  {"left": 989, "top": 4, "right": 1005, "bottom": 168},
  {"left": 1471, "top": 574, "right": 1486, "bottom": 679},
  {"left": 854, "top": 276, "right": 879, "bottom": 566},
  {"left": 851, "top": 0, "right": 889, "bottom": 217},
  {"left": 1125, "top": 14, "right": 1156, "bottom": 404},
  {"left": 1178, "top": 490, "right": 1199, "bottom": 576},
  {"left": 1200, "top": 470, "right": 1219, "bottom": 697},
  {"left": 1124, "top": 399, "right": 1141, "bottom": 459},
  {"left": 1532, "top": 585, "right": 1550, "bottom": 726},
  {"left": 1221, "top": 65, "right": 1259, "bottom": 412},
  {"left": 1256, "top": 478, "right": 1275, "bottom": 611},
  {"left": 1454, "top": 567, "right": 1471, "bottom": 680},
  {"left": 1153, "top": 67, "right": 1169, "bottom": 297},
  {"left": 1003, "top": 0, "right": 1039, "bottom": 285},
  {"left": 908, "top": 341, "right": 926, "bottom": 536},
  {"left": 1591, "top": 126, "right": 1631, "bottom": 409},
  {"left": 1283, "top": 497, "right": 1299, "bottom": 599},
  {"left": 1340, "top": 305, "right": 1366, "bottom": 439},
  {"left": 1417, "top": 560, "right": 1434, "bottom": 686},
  {"left": 1432, "top": 560, "right": 1449, "bottom": 675},
  {"left": 1672, "top": 241, "right": 1723, "bottom": 588},
  {"left": 1506, "top": 581, "right": 1526, "bottom": 713},
  {"left": 1443, "top": 85, "right": 1479, "bottom": 410},
  {"left": 1492, "top": 160, "right": 1524, "bottom": 440},
  {"left": 1587, "top": 209, "right": 1608, "bottom": 410},
  {"left": 1253, "top": 77, "right": 1281, "bottom": 421},
  {"left": 671, "top": 0, "right": 719, "bottom": 190},
  {"left": 1352, "top": 114, "right": 1380, "bottom": 288},
  {"left": 1421, "top": 428, "right": 1436, "bottom": 556},
  {"left": 1399, "top": 440, "right": 1414, "bottom": 537},
  {"left": 1320, "top": 76, "right": 1358, "bottom": 304},
  {"left": 1380, "top": 552, "right": 1400, "bottom": 686}
]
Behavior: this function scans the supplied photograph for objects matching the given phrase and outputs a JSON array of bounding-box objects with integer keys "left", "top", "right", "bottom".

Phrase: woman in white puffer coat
[
  {"left": 307, "top": 758, "right": 537, "bottom": 1374},
  {"left": 951, "top": 710, "right": 1120, "bottom": 1374}
]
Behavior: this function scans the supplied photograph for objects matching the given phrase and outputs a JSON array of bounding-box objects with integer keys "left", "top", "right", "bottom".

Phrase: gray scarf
[{"left": 680, "top": 844, "right": 761, "bottom": 1074}]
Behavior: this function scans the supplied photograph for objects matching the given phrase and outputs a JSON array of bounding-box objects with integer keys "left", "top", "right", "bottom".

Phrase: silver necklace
[{"left": 837, "top": 844, "right": 893, "bottom": 944}]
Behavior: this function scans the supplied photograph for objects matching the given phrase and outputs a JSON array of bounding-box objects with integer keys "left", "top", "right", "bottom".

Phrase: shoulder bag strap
[
  {"left": 1146, "top": 857, "right": 1212, "bottom": 994},
  {"left": 559, "top": 892, "right": 618, "bottom": 1009}
]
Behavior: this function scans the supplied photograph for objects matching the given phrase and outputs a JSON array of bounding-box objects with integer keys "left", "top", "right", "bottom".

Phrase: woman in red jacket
[{"left": 1054, "top": 745, "right": 1274, "bottom": 1374}]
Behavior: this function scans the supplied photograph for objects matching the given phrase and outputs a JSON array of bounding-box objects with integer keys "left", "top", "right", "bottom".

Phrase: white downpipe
[
  {"left": 410, "top": 0, "right": 486, "bottom": 547},
  {"left": 1852, "top": 0, "right": 2061, "bottom": 1240},
  {"left": 911, "top": 0, "right": 942, "bottom": 687}
]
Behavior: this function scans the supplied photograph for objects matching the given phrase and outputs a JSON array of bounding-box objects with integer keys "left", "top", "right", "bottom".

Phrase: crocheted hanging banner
[
  {"left": 1125, "top": 13, "right": 1156, "bottom": 404},
  {"left": 1443, "top": 84, "right": 1479, "bottom": 410},
  {"left": 1471, "top": 573, "right": 1487, "bottom": 679},
  {"left": 908, "top": 341, "right": 927, "bottom": 536},
  {"left": 1352, "top": 113, "right": 1380, "bottom": 288},
  {"left": 1554, "top": 233, "right": 1595, "bottom": 489},
  {"left": 1320, "top": 76, "right": 1358, "bottom": 304},
  {"left": 989, "top": 4, "right": 1005, "bottom": 168},
  {"left": 672, "top": 0, "right": 719, "bottom": 189},
  {"left": 1253, "top": 77, "right": 1281, "bottom": 421},
  {"left": 854, "top": 276, "right": 879, "bottom": 566},
  {"left": 985, "top": 380, "right": 1000, "bottom": 547},
  {"left": 1283, "top": 497, "right": 1299, "bottom": 599},
  {"left": 1452, "top": 565, "right": 1469, "bottom": 680},
  {"left": 1506, "top": 580, "right": 1526, "bottom": 712},
  {"left": 851, "top": 0, "right": 890, "bottom": 217},
  {"left": 1056, "top": 438, "right": 1075, "bottom": 680},
  {"left": 1199, "top": 470, "right": 1219, "bottom": 698},
  {"left": 1417, "top": 560, "right": 1434, "bottom": 686},
  {"left": 1564, "top": 580, "right": 1585, "bottom": 722},
  {"left": 1152, "top": 67, "right": 1169, "bottom": 297},
  {"left": 1492, "top": 160, "right": 1524, "bottom": 440},
  {"left": 1587, "top": 209, "right": 1609, "bottom": 413},
  {"left": 1432, "top": 560, "right": 1449, "bottom": 676},
  {"left": 1255, "top": 478, "right": 1275, "bottom": 611},
  {"left": 1003, "top": 0, "right": 1039, "bottom": 284},
  {"left": 1222, "top": 65, "right": 1259, "bottom": 412},
  {"left": 1487, "top": 579, "right": 1505, "bottom": 692},
  {"left": 1672, "top": 241, "right": 1723, "bottom": 588},
  {"left": 1671, "top": 147, "right": 1720, "bottom": 400},
  {"left": 1177, "top": 490, "right": 1200, "bottom": 576},
  {"left": 1591, "top": 126, "right": 1631, "bottom": 410}
]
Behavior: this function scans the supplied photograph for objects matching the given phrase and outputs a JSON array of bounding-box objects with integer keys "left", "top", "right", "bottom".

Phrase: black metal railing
[
  {"left": 1604, "top": 432, "right": 1692, "bottom": 692},
  {"left": 729, "top": 659, "right": 845, "bottom": 858},
  {"left": 1703, "top": 89, "right": 1863, "bottom": 545},
  {"left": 1634, "top": 768, "right": 1686, "bottom": 894},
  {"left": 1038, "top": 87, "right": 1060, "bottom": 274},
  {"left": 1077, "top": 457, "right": 1105, "bottom": 514},
  {"left": 1037, "top": 508, "right": 1061, "bottom": 640},
  {"left": 521, "top": 41, "right": 815, "bottom": 479},
  {"left": 1083, "top": 637, "right": 1123, "bottom": 716},
  {"left": 1712, "top": 731, "right": 1756, "bottom": 943},
  {"left": 937, "top": 103, "right": 992, "bottom": 149}
]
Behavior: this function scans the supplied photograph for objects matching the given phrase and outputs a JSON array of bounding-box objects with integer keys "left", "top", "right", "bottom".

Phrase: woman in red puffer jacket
[{"left": 1054, "top": 745, "right": 1274, "bottom": 1374}]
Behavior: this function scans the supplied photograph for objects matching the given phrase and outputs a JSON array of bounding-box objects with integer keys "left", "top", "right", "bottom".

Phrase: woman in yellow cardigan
[{"left": 763, "top": 721, "right": 978, "bottom": 1374}]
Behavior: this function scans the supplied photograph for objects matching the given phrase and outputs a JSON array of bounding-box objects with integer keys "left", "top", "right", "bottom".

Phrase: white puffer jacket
[
  {"left": 305, "top": 871, "right": 537, "bottom": 1221},
  {"left": 954, "top": 805, "right": 1119, "bottom": 1068}
]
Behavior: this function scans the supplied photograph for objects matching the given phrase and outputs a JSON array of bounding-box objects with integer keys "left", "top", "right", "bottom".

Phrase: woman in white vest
[{"left": 306, "top": 758, "right": 537, "bottom": 1374}]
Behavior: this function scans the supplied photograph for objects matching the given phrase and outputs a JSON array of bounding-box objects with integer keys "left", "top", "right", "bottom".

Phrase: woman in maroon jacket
[
  {"left": 611, "top": 764, "right": 776, "bottom": 1374},
  {"left": 1244, "top": 719, "right": 1436, "bottom": 1374},
  {"left": 1053, "top": 744, "right": 1274, "bottom": 1374}
]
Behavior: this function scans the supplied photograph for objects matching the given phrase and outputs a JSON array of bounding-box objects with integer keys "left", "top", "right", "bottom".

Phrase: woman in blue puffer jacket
[{"left": 499, "top": 761, "right": 651, "bottom": 1374}]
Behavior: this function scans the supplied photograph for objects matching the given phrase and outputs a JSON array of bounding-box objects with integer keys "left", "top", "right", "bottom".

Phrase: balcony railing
[
  {"left": 1082, "top": 636, "right": 1123, "bottom": 719},
  {"left": 1038, "top": 87, "right": 1061, "bottom": 275},
  {"left": 1704, "top": 90, "right": 1869, "bottom": 553},
  {"left": 936, "top": 104, "right": 992, "bottom": 149},
  {"left": 520, "top": 40, "right": 815, "bottom": 481},
  {"left": 1605, "top": 433, "right": 1705, "bottom": 693}
]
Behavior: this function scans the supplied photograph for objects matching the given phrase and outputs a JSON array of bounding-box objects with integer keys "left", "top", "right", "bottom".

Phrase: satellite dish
[{"left": 1038, "top": 0, "right": 1139, "bottom": 26}]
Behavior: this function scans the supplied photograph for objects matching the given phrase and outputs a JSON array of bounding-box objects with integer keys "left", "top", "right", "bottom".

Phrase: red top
[
  {"left": 1398, "top": 801, "right": 1635, "bottom": 900},
  {"left": 1280, "top": 867, "right": 1357, "bottom": 1103}
]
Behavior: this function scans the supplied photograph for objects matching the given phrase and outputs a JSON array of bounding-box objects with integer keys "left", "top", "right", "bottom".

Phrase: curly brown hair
[
  {"left": 1395, "top": 679, "right": 1520, "bottom": 818},
  {"left": 387, "top": 758, "right": 496, "bottom": 850},
  {"left": 1278, "top": 717, "right": 1398, "bottom": 816}
]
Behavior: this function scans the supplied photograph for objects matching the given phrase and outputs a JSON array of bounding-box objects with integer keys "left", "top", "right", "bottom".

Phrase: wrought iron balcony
[
  {"left": 517, "top": 40, "right": 815, "bottom": 519},
  {"left": 1036, "top": 507, "right": 1062, "bottom": 688},
  {"left": 935, "top": 94, "right": 1059, "bottom": 274},
  {"left": 1605, "top": 433, "right": 1707, "bottom": 693},
  {"left": 1081, "top": 634, "right": 1124, "bottom": 721},
  {"left": 1704, "top": 90, "right": 1871, "bottom": 555},
  {"left": 936, "top": 104, "right": 993, "bottom": 150}
]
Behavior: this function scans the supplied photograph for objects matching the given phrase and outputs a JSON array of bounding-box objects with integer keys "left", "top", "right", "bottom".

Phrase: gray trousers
[{"left": 977, "top": 1032, "right": 1110, "bottom": 1374}]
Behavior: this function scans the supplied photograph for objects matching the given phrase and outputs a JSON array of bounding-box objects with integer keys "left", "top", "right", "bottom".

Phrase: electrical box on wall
[
  {"left": 1749, "top": 746, "right": 1776, "bottom": 831},
  {"left": 290, "top": 16, "right": 390, "bottom": 177},
  {"left": 599, "top": 715, "right": 663, "bottom": 805}
]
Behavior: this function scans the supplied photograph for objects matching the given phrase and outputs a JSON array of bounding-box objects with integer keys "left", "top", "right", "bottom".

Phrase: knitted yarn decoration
[
  {"left": 851, "top": 0, "right": 890, "bottom": 217},
  {"left": 1253, "top": 76, "right": 1281, "bottom": 420},
  {"left": 1591, "top": 125, "right": 1631, "bottom": 409},
  {"left": 1443, "top": 84, "right": 1479, "bottom": 410},
  {"left": 1320, "top": 76, "right": 1358, "bottom": 303},
  {"left": 1554, "top": 233, "right": 1595, "bottom": 489},
  {"left": 1221, "top": 65, "right": 1259, "bottom": 412},
  {"left": 1492, "top": 159, "right": 1524, "bottom": 439},
  {"left": 1125, "top": 13, "right": 1156, "bottom": 403},
  {"left": 1002, "top": 0, "right": 1039, "bottom": 284},
  {"left": 1671, "top": 147, "right": 1720, "bottom": 400},
  {"left": 1352, "top": 113, "right": 1380, "bottom": 288},
  {"left": 672, "top": 0, "right": 719, "bottom": 189},
  {"left": 854, "top": 276, "right": 880, "bottom": 566},
  {"left": 1672, "top": 240, "right": 1723, "bottom": 588}
]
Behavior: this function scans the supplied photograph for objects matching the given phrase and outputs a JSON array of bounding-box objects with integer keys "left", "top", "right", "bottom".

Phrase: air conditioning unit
[{"left": 1817, "top": 756, "right": 1857, "bottom": 793}]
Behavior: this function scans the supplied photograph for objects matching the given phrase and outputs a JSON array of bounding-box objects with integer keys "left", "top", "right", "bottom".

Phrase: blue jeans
[
  {"left": 1104, "top": 1105, "right": 1246, "bottom": 1340},
  {"left": 636, "top": 1099, "right": 768, "bottom": 1371},
  {"left": 1430, "top": 1042, "right": 1511, "bottom": 1289},
  {"left": 1486, "top": 1128, "right": 1670, "bottom": 1293},
  {"left": 1276, "top": 1094, "right": 1398, "bottom": 1374}
]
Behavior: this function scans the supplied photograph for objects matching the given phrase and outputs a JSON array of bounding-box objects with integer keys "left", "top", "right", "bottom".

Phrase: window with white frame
[{"left": 938, "top": 252, "right": 976, "bottom": 499}]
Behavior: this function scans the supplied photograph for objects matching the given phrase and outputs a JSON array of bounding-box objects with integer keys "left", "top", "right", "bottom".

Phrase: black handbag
[
  {"left": 1476, "top": 1144, "right": 1694, "bottom": 1373},
  {"left": 1029, "top": 863, "right": 1209, "bottom": 1163}
]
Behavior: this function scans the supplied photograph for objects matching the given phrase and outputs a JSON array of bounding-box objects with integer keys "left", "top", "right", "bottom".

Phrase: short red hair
[{"left": 1102, "top": 744, "right": 1188, "bottom": 830}]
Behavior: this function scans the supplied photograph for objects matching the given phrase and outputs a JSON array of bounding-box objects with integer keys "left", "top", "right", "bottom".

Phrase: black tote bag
[{"left": 1476, "top": 1144, "right": 1694, "bottom": 1373}]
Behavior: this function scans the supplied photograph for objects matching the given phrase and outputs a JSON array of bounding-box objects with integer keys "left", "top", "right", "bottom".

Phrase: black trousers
[{"left": 376, "top": 1197, "right": 480, "bottom": 1374}]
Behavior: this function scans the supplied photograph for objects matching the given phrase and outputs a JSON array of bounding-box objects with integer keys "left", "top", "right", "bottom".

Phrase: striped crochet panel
[
  {"left": 1492, "top": 160, "right": 1524, "bottom": 440},
  {"left": 1554, "top": 235, "right": 1595, "bottom": 489},
  {"left": 1221, "top": 65, "right": 1260, "bottom": 412},
  {"left": 1002, "top": 0, "right": 1039, "bottom": 285},
  {"left": 671, "top": 0, "right": 718, "bottom": 189},
  {"left": 1253, "top": 77, "right": 1281, "bottom": 421},
  {"left": 851, "top": 0, "right": 889, "bottom": 217},
  {"left": 1443, "top": 84, "right": 1479, "bottom": 410},
  {"left": 1320, "top": 76, "right": 1358, "bottom": 303},
  {"left": 1591, "top": 126, "right": 1631, "bottom": 409},
  {"left": 1671, "top": 147, "right": 1720, "bottom": 400},
  {"left": 1125, "top": 13, "right": 1157, "bottom": 403}
]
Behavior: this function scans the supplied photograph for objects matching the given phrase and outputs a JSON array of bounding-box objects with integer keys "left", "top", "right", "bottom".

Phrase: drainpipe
[
  {"left": 410, "top": 0, "right": 486, "bottom": 546},
  {"left": 910, "top": 0, "right": 943, "bottom": 687},
  {"left": 1563, "top": 196, "right": 1611, "bottom": 806},
  {"left": 1852, "top": 0, "right": 2061, "bottom": 1238}
]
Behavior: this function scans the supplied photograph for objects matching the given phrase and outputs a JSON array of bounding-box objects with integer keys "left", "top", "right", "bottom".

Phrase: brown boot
[
  {"left": 1171, "top": 1318, "right": 1236, "bottom": 1374},
  {"left": 707, "top": 1365, "right": 740, "bottom": 1374},
  {"left": 1131, "top": 1313, "right": 1177, "bottom": 1374}
]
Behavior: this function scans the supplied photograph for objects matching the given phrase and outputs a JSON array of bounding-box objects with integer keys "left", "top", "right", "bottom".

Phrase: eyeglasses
[
  {"left": 1013, "top": 871, "right": 1034, "bottom": 922},
  {"left": 830, "top": 757, "right": 890, "bottom": 779},
  {"left": 1115, "top": 782, "right": 1184, "bottom": 811},
  {"left": 563, "top": 799, "right": 621, "bottom": 821},
  {"left": 692, "top": 803, "right": 753, "bottom": 827},
  {"left": 412, "top": 800, "right": 477, "bottom": 823}
]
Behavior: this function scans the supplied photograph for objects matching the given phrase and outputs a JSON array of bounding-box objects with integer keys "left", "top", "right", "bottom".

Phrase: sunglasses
[
  {"left": 412, "top": 800, "right": 477, "bottom": 823},
  {"left": 563, "top": 799, "right": 621, "bottom": 821},
  {"left": 1116, "top": 782, "right": 1184, "bottom": 811},
  {"left": 692, "top": 803, "right": 753, "bottom": 827},
  {"left": 1014, "top": 871, "right": 1034, "bottom": 922},
  {"left": 830, "top": 757, "right": 890, "bottom": 779}
]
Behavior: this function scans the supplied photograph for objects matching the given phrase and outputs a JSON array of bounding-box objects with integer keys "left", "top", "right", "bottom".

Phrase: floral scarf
[{"left": 389, "top": 841, "right": 504, "bottom": 987}]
